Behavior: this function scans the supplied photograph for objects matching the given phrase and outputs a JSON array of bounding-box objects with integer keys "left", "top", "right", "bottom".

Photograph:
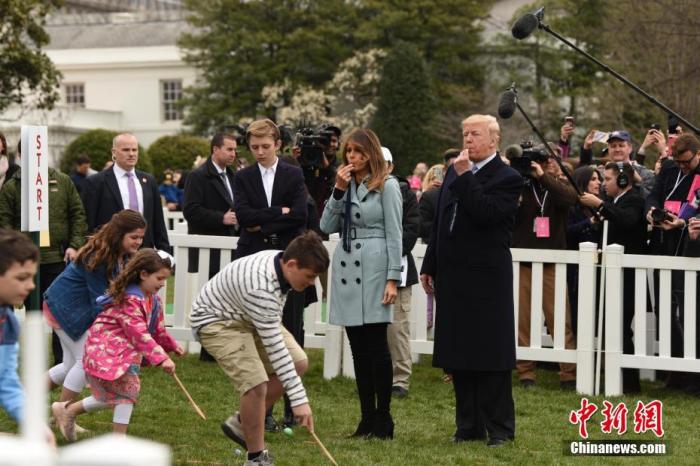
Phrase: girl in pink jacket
[{"left": 52, "top": 249, "right": 183, "bottom": 441}]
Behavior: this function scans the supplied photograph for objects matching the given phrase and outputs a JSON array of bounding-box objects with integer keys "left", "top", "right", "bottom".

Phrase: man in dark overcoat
[
  {"left": 420, "top": 114, "right": 522, "bottom": 447},
  {"left": 183, "top": 132, "right": 239, "bottom": 277}
]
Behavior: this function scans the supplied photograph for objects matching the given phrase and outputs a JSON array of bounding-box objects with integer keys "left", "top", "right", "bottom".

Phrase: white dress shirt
[
  {"left": 113, "top": 163, "right": 144, "bottom": 214},
  {"left": 257, "top": 158, "right": 279, "bottom": 207}
]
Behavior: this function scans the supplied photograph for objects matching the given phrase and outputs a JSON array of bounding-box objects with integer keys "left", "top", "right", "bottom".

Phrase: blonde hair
[
  {"left": 422, "top": 164, "right": 445, "bottom": 192},
  {"left": 341, "top": 128, "right": 387, "bottom": 192},
  {"left": 246, "top": 119, "right": 280, "bottom": 143},
  {"left": 461, "top": 114, "right": 501, "bottom": 147}
]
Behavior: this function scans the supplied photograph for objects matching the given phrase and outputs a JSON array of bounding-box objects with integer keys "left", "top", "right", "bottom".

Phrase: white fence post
[
  {"left": 0, "top": 436, "right": 55, "bottom": 466},
  {"left": 58, "top": 434, "right": 170, "bottom": 466},
  {"left": 576, "top": 242, "right": 598, "bottom": 395},
  {"left": 604, "top": 244, "right": 624, "bottom": 396}
]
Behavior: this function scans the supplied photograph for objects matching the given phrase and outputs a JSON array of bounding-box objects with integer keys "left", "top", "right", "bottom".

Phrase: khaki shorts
[{"left": 198, "top": 320, "right": 307, "bottom": 396}]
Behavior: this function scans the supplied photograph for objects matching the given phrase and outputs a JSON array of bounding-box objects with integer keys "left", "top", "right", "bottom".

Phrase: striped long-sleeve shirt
[{"left": 190, "top": 250, "right": 308, "bottom": 407}]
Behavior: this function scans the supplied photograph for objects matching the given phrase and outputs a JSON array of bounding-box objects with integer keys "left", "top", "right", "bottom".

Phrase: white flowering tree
[{"left": 262, "top": 49, "right": 386, "bottom": 132}]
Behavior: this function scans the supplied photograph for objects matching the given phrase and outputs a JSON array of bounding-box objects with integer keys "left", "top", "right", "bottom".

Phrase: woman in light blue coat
[{"left": 320, "top": 128, "right": 402, "bottom": 439}]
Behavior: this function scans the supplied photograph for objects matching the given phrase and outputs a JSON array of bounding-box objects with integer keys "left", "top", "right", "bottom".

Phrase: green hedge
[
  {"left": 61, "top": 129, "right": 151, "bottom": 174},
  {"left": 148, "top": 134, "right": 210, "bottom": 182}
]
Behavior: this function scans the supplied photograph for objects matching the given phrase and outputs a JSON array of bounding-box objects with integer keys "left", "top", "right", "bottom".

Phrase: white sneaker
[{"left": 244, "top": 450, "right": 274, "bottom": 466}]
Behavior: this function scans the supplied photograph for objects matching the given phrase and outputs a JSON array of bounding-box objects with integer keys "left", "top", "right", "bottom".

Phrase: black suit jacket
[
  {"left": 183, "top": 157, "right": 238, "bottom": 274},
  {"left": 233, "top": 159, "right": 307, "bottom": 258},
  {"left": 81, "top": 166, "right": 170, "bottom": 251},
  {"left": 421, "top": 157, "right": 523, "bottom": 371},
  {"left": 600, "top": 190, "right": 648, "bottom": 255}
]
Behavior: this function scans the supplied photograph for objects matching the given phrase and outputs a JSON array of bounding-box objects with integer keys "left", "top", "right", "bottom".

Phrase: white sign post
[
  {"left": 19, "top": 125, "right": 50, "bottom": 449},
  {"left": 20, "top": 125, "right": 49, "bottom": 232}
]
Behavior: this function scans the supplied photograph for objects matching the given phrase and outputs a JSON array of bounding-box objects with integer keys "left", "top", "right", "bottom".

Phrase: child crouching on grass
[
  {"left": 52, "top": 249, "right": 183, "bottom": 441},
  {"left": 0, "top": 229, "right": 55, "bottom": 447}
]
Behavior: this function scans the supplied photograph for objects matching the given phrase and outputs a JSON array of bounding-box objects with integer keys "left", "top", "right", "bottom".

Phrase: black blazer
[
  {"left": 183, "top": 157, "right": 238, "bottom": 274},
  {"left": 421, "top": 157, "right": 523, "bottom": 371},
  {"left": 81, "top": 166, "right": 170, "bottom": 251},
  {"left": 233, "top": 159, "right": 307, "bottom": 258},
  {"left": 600, "top": 190, "right": 648, "bottom": 255}
]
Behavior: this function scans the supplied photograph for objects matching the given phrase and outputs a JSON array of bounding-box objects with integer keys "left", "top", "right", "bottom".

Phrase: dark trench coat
[{"left": 421, "top": 156, "right": 523, "bottom": 371}]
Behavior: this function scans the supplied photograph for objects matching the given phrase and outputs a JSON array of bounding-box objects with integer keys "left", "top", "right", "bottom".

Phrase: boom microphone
[
  {"left": 511, "top": 7, "right": 544, "bottom": 40},
  {"left": 497, "top": 85, "right": 517, "bottom": 119}
]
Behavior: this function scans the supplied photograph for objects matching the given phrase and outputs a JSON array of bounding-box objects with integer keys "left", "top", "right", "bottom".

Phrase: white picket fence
[
  {"left": 604, "top": 245, "right": 700, "bottom": 395},
  {"left": 159, "top": 220, "right": 700, "bottom": 397}
]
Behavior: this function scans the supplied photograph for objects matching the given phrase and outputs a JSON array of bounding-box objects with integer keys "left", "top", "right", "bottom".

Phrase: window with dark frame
[
  {"left": 65, "top": 83, "right": 85, "bottom": 107},
  {"left": 161, "top": 80, "right": 183, "bottom": 121}
]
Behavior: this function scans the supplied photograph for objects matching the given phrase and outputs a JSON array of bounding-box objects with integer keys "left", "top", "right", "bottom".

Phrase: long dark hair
[
  {"left": 75, "top": 210, "right": 146, "bottom": 273},
  {"left": 341, "top": 128, "right": 387, "bottom": 192},
  {"left": 572, "top": 166, "right": 601, "bottom": 194},
  {"left": 106, "top": 249, "right": 173, "bottom": 304}
]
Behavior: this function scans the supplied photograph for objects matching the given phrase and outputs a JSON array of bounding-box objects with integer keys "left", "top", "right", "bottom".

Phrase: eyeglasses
[{"left": 673, "top": 155, "right": 697, "bottom": 166}]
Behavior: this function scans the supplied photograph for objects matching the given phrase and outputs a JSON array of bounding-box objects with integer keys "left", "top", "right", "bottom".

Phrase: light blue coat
[{"left": 320, "top": 176, "right": 403, "bottom": 326}]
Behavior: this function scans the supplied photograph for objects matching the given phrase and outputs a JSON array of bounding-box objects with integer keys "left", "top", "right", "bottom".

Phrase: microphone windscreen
[
  {"left": 497, "top": 90, "right": 517, "bottom": 119},
  {"left": 511, "top": 13, "right": 539, "bottom": 39}
]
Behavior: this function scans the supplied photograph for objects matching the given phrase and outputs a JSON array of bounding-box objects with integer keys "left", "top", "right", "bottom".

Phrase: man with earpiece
[{"left": 580, "top": 162, "right": 648, "bottom": 393}]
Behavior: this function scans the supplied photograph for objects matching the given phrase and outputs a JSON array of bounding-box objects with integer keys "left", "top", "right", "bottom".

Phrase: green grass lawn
[{"left": 3, "top": 350, "right": 699, "bottom": 465}]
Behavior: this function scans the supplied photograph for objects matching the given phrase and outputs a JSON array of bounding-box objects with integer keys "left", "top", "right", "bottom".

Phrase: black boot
[
  {"left": 370, "top": 338, "right": 394, "bottom": 440},
  {"left": 372, "top": 411, "right": 394, "bottom": 439},
  {"left": 350, "top": 354, "right": 376, "bottom": 438}
]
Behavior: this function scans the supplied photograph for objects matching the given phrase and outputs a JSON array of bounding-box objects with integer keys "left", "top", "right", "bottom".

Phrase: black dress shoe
[
  {"left": 264, "top": 413, "right": 279, "bottom": 433},
  {"left": 560, "top": 380, "right": 576, "bottom": 391},
  {"left": 520, "top": 379, "right": 536, "bottom": 388},
  {"left": 453, "top": 435, "right": 486, "bottom": 444},
  {"left": 391, "top": 386, "right": 409, "bottom": 398},
  {"left": 487, "top": 437, "right": 512, "bottom": 448}
]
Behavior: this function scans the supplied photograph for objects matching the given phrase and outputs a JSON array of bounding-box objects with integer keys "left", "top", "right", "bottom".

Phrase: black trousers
[{"left": 452, "top": 370, "right": 515, "bottom": 441}]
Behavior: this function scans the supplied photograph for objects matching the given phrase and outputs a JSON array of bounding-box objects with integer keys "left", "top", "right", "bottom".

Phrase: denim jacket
[{"left": 44, "top": 260, "right": 119, "bottom": 341}]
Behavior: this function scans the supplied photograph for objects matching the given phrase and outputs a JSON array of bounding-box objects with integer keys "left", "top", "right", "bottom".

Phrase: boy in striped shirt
[{"left": 190, "top": 231, "right": 328, "bottom": 465}]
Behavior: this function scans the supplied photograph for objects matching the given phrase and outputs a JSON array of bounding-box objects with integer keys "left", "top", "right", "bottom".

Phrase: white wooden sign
[{"left": 20, "top": 125, "right": 49, "bottom": 232}]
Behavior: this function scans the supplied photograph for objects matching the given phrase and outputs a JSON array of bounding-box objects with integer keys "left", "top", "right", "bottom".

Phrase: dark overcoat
[
  {"left": 183, "top": 158, "right": 237, "bottom": 274},
  {"left": 421, "top": 156, "right": 522, "bottom": 371}
]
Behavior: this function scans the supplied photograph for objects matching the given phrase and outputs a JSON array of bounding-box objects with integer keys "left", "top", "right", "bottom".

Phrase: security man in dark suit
[
  {"left": 81, "top": 133, "right": 169, "bottom": 251},
  {"left": 233, "top": 118, "right": 308, "bottom": 430},
  {"left": 580, "top": 162, "right": 648, "bottom": 392},
  {"left": 183, "top": 132, "right": 239, "bottom": 277},
  {"left": 420, "top": 114, "right": 522, "bottom": 447}
]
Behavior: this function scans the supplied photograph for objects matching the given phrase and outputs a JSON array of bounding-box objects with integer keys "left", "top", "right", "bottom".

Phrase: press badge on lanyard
[
  {"left": 532, "top": 187, "right": 550, "bottom": 238},
  {"left": 663, "top": 172, "right": 687, "bottom": 215}
]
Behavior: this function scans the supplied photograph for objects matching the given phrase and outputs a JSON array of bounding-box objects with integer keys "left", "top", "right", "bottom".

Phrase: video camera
[
  {"left": 509, "top": 140, "right": 550, "bottom": 179},
  {"left": 295, "top": 126, "right": 335, "bottom": 169}
]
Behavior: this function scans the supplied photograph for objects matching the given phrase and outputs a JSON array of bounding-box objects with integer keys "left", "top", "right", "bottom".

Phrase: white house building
[{"left": 0, "top": 8, "right": 196, "bottom": 168}]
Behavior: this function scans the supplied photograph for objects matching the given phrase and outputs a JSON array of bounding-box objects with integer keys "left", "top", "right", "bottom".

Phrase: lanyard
[
  {"left": 665, "top": 171, "right": 688, "bottom": 201},
  {"left": 532, "top": 185, "right": 548, "bottom": 216}
]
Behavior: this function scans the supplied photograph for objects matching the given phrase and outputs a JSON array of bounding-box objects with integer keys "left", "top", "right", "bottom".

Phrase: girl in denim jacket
[
  {"left": 44, "top": 210, "right": 147, "bottom": 421},
  {"left": 52, "top": 249, "right": 182, "bottom": 440}
]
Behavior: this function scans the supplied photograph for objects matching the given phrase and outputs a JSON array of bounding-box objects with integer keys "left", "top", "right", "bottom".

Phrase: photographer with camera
[
  {"left": 579, "top": 130, "right": 655, "bottom": 197},
  {"left": 512, "top": 143, "right": 578, "bottom": 390},
  {"left": 645, "top": 133, "right": 700, "bottom": 389},
  {"left": 293, "top": 124, "right": 341, "bottom": 220},
  {"left": 580, "top": 162, "right": 647, "bottom": 392}
]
